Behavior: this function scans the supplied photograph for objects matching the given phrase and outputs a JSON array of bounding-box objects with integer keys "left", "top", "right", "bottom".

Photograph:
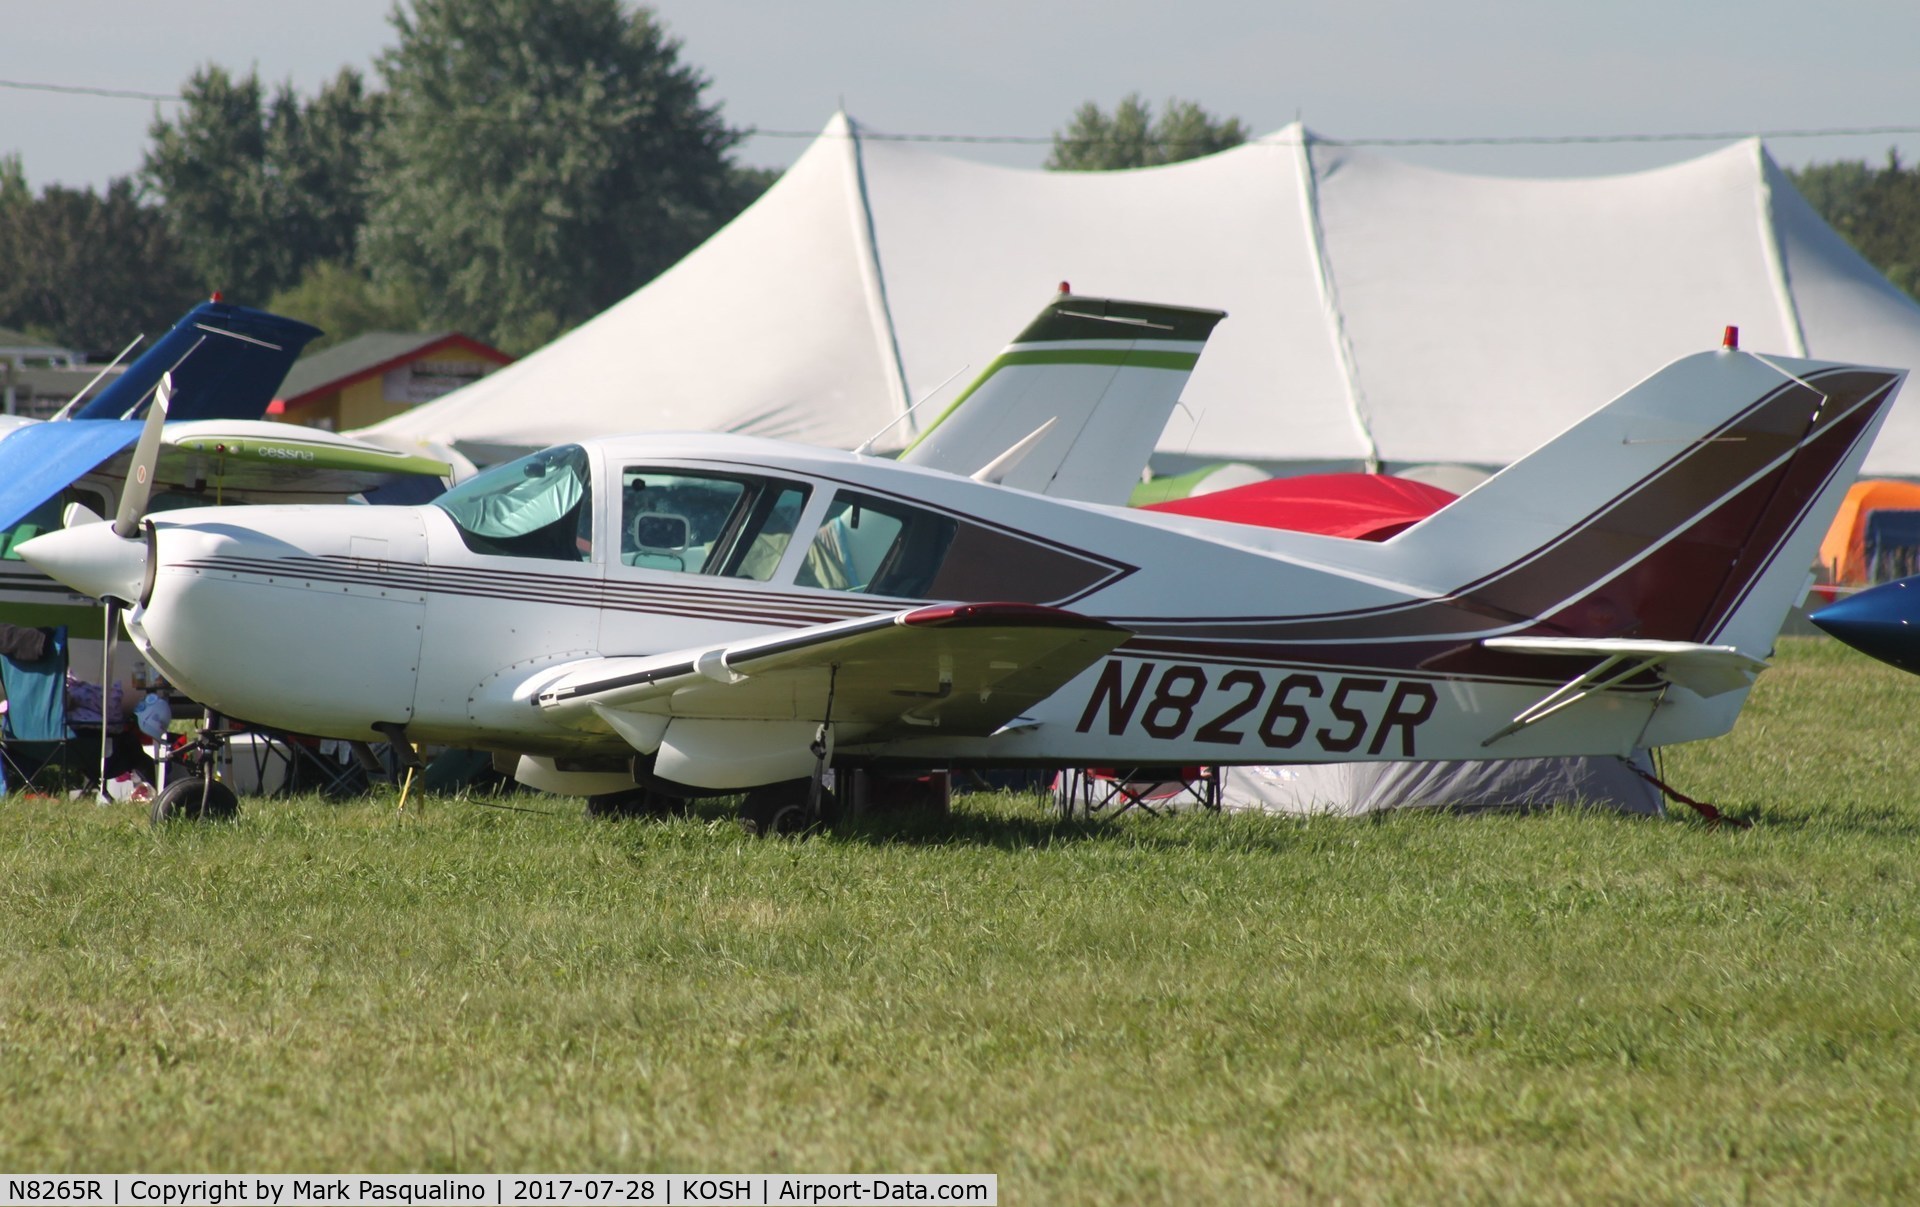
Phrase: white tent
[{"left": 366, "top": 113, "right": 1920, "bottom": 476}]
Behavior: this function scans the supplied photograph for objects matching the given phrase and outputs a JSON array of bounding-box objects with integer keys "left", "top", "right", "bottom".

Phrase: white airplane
[{"left": 18, "top": 311, "right": 1905, "bottom": 831}]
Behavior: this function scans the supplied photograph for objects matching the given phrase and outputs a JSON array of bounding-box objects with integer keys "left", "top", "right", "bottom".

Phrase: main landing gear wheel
[
  {"left": 738, "top": 780, "right": 836, "bottom": 837},
  {"left": 150, "top": 776, "right": 239, "bottom": 825}
]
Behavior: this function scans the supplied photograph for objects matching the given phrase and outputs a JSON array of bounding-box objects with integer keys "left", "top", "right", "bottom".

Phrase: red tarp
[{"left": 1144, "top": 473, "right": 1458, "bottom": 541}]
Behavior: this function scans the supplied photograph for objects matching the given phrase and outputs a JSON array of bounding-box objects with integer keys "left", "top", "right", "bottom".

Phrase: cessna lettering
[{"left": 1074, "top": 659, "right": 1438, "bottom": 755}]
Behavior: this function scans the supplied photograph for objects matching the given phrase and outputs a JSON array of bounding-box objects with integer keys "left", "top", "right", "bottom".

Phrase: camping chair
[
  {"left": 1, "top": 626, "right": 74, "bottom": 795},
  {"left": 1053, "top": 765, "right": 1222, "bottom": 819},
  {"left": 262, "top": 728, "right": 368, "bottom": 797}
]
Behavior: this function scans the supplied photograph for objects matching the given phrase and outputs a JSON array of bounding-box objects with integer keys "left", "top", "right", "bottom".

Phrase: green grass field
[{"left": 3, "top": 638, "right": 1917, "bottom": 1201}]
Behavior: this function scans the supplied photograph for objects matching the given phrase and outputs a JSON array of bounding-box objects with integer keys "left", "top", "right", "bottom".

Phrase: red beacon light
[
  {"left": 1058, "top": 280, "right": 1071, "bottom": 295},
  {"left": 1722, "top": 325, "right": 1739, "bottom": 350}
]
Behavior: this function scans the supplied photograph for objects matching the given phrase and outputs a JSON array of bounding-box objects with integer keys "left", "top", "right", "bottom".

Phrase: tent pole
[
  {"left": 841, "top": 112, "right": 916, "bottom": 439},
  {"left": 1292, "top": 123, "right": 1382, "bottom": 474}
]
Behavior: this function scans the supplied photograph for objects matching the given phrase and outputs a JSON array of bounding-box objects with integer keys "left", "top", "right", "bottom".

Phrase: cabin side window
[
  {"left": 432, "top": 444, "right": 594, "bottom": 562},
  {"left": 796, "top": 490, "right": 958, "bottom": 598},
  {"left": 618, "top": 468, "right": 810, "bottom": 580}
]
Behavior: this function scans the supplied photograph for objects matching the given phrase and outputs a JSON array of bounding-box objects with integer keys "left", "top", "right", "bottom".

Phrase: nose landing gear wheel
[{"left": 150, "top": 776, "right": 240, "bottom": 825}]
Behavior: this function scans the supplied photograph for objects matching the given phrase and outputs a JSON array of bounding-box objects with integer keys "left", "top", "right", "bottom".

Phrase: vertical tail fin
[
  {"left": 898, "top": 293, "right": 1225, "bottom": 505},
  {"left": 73, "top": 298, "right": 323, "bottom": 422},
  {"left": 1388, "top": 347, "right": 1904, "bottom": 654}
]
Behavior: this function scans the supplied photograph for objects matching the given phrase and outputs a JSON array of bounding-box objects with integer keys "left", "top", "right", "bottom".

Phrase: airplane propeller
[
  {"left": 115, "top": 371, "right": 171, "bottom": 539},
  {"left": 82, "top": 371, "right": 171, "bottom": 798}
]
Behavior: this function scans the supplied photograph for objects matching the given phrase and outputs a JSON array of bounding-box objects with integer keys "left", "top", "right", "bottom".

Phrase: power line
[
  {"left": 743, "top": 123, "right": 1920, "bottom": 149},
  {"left": 2, "top": 75, "right": 1914, "bottom": 150},
  {"left": 1327, "top": 126, "right": 1920, "bottom": 148},
  {"left": 0, "top": 77, "right": 181, "bottom": 102}
]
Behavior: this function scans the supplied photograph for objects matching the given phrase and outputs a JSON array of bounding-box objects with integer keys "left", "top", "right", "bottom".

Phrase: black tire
[
  {"left": 738, "top": 779, "right": 835, "bottom": 836},
  {"left": 150, "top": 776, "right": 240, "bottom": 825},
  {"left": 584, "top": 787, "right": 686, "bottom": 819}
]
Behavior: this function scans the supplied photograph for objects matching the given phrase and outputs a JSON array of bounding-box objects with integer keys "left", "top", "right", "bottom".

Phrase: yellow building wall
[
  {"left": 336, "top": 376, "right": 398, "bottom": 432},
  {"left": 279, "top": 349, "right": 502, "bottom": 431}
]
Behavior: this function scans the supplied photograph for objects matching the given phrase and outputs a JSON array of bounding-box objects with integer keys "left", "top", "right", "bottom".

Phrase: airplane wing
[
  {"left": 0, "top": 419, "right": 146, "bottom": 532},
  {"left": 155, "top": 421, "right": 452, "bottom": 496},
  {"left": 47, "top": 420, "right": 453, "bottom": 506},
  {"left": 1477, "top": 635, "right": 1770, "bottom": 747},
  {"left": 0, "top": 419, "right": 450, "bottom": 537},
  {"left": 538, "top": 602, "right": 1132, "bottom": 741}
]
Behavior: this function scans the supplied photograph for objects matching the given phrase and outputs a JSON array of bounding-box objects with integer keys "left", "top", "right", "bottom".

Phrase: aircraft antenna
[
  {"left": 48, "top": 333, "right": 144, "bottom": 421},
  {"left": 854, "top": 362, "right": 969, "bottom": 456}
]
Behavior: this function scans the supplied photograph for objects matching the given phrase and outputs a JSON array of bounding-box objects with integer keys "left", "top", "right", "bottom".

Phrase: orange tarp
[{"left": 1819, "top": 479, "right": 1920, "bottom": 584}]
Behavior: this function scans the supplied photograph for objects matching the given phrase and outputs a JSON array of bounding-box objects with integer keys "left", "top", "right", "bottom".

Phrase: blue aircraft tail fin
[{"left": 72, "top": 298, "right": 323, "bottom": 422}]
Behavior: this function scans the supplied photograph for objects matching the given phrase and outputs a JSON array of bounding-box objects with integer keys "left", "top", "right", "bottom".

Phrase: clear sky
[{"left": 6, "top": 0, "right": 1918, "bottom": 191}]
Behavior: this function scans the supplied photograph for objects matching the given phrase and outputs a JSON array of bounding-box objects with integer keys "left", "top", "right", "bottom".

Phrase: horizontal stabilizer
[
  {"left": 539, "top": 602, "right": 1131, "bottom": 742},
  {"left": 1482, "top": 636, "right": 1769, "bottom": 698},
  {"left": 1478, "top": 636, "right": 1769, "bottom": 748}
]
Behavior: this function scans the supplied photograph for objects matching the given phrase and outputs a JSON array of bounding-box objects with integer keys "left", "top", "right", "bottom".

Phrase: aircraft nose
[
  {"left": 16, "top": 521, "right": 147, "bottom": 605},
  {"left": 1810, "top": 576, "right": 1920, "bottom": 674}
]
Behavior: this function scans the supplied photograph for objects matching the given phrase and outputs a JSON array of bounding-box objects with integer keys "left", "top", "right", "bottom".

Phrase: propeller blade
[
  {"left": 100, "top": 599, "right": 118, "bottom": 799},
  {"left": 113, "top": 371, "right": 172, "bottom": 539}
]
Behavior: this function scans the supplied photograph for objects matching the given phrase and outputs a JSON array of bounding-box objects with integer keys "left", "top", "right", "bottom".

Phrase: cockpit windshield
[{"left": 432, "top": 444, "right": 593, "bottom": 561}]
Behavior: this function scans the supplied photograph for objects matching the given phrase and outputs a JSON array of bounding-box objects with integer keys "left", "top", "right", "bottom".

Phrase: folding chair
[
  {"left": 1, "top": 626, "right": 74, "bottom": 795},
  {"left": 1053, "top": 765, "right": 1222, "bottom": 819}
]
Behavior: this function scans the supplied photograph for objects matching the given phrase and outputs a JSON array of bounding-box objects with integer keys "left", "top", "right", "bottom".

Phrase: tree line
[
  {"left": 0, "top": 0, "right": 765, "bottom": 358},
  {"left": 3, "top": 9, "right": 1918, "bottom": 361}
]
